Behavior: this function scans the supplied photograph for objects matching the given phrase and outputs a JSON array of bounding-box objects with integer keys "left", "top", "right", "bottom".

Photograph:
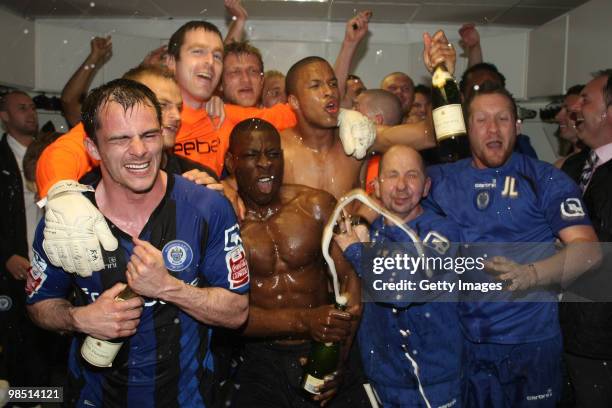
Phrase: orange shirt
[
  {"left": 365, "top": 154, "right": 381, "bottom": 195},
  {"left": 36, "top": 104, "right": 297, "bottom": 197},
  {"left": 35, "top": 123, "right": 97, "bottom": 197},
  {"left": 174, "top": 103, "right": 296, "bottom": 176}
]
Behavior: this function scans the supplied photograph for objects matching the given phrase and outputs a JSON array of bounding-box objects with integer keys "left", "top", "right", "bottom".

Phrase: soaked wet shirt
[{"left": 26, "top": 174, "right": 249, "bottom": 407}]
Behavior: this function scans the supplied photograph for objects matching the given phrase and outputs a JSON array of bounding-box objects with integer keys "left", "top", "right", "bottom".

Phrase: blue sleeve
[
  {"left": 25, "top": 221, "right": 73, "bottom": 304},
  {"left": 343, "top": 243, "right": 364, "bottom": 277},
  {"left": 424, "top": 164, "right": 451, "bottom": 216},
  {"left": 540, "top": 165, "right": 591, "bottom": 234},
  {"left": 200, "top": 195, "right": 249, "bottom": 294}
]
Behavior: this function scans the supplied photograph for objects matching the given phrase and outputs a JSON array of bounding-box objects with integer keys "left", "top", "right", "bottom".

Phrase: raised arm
[
  {"left": 61, "top": 36, "right": 112, "bottom": 127},
  {"left": 224, "top": 0, "right": 249, "bottom": 44},
  {"left": 459, "top": 23, "right": 483, "bottom": 68},
  {"left": 334, "top": 11, "right": 372, "bottom": 101}
]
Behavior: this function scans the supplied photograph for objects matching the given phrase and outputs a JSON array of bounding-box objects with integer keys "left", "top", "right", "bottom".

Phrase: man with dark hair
[
  {"left": 554, "top": 84, "right": 585, "bottom": 169},
  {"left": 559, "top": 69, "right": 612, "bottom": 408},
  {"left": 341, "top": 74, "right": 366, "bottom": 109},
  {"left": 26, "top": 78, "right": 249, "bottom": 407},
  {"left": 226, "top": 118, "right": 368, "bottom": 408},
  {"left": 407, "top": 84, "right": 431, "bottom": 124},
  {"left": 427, "top": 81, "right": 599, "bottom": 407},
  {"left": 282, "top": 54, "right": 437, "bottom": 201},
  {"left": 221, "top": 41, "right": 265, "bottom": 107},
  {"left": 459, "top": 62, "right": 506, "bottom": 100},
  {"left": 35, "top": 18, "right": 378, "bottom": 277},
  {"left": 459, "top": 62, "right": 538, "bottom": 159}
]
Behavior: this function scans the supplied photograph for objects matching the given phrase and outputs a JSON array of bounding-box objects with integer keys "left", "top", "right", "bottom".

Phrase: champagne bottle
[
  {"left": 81, "top": 286, "right": 137, "bottom": 368},
  {"left": 431, "top": 63, "right": 471, "bottom": 163},
  {"left": 301, "top": 296, "right": 348, "bottom": 395}
]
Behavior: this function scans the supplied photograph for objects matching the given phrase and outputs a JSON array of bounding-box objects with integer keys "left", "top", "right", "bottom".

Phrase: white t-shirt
[{"left": 7, "top": 134, "right": 42, "bottom": 261}]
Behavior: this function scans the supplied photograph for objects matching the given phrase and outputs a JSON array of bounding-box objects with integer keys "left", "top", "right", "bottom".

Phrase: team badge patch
[
  {"left": 224, "top": 224, "right": 243, "bottom": 250},
  {"left": 162, "top": 240, "right": 194, "bottom": 272},
  {"left": 26, "top": 250, "right": 47, "bottom": 298},
  {"left": 560, "top": 198, "right": 585, "bottom": 220},
  {"left": 475, "top": 190, "right": 491, "bottom": 210},
  {"left": 0, "top": 295, "right": 12, "bottom": 311},
  {"left": 423, "top": 231, "right": 451, "bottom": 255},
  {"left": 226, "top": 245, "right": 249, "bottom": 289}
]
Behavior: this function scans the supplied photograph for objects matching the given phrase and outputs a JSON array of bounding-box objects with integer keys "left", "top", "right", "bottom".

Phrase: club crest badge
[
  {"left": 0, "top": 295, "right": 12, "bottom": 312},
  {"left": 162, "top": 240, "right": 193, "bottom": 272},
  {"left": 475, "top": 190, "right": 491, "bottom": 210}
]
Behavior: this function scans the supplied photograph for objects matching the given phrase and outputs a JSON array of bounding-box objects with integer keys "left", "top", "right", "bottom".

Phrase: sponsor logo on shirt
[
  {"left": 26, "top": 249, "right": 47, "bottom": 298},
  {"left": 526, "top": 388, "right": 553, "bottom": 401},
  {"left": 162, "top": 240, "right": 194, "bottom": 272},
  {"left": 474, "top": 178, "right": 497, "bottom": 189},
  {"left": 560, "top": 198, "right": 585, "bottom": 220},
  {"left": 226, "top": 246, "right": 249, "bottom": 290}
]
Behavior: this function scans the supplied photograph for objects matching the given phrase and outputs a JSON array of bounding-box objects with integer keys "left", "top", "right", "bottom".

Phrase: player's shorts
[
  {"left": 371, "top": 377, "right": 462, "bottom": 408},
  {"left": 232, "top": 340, "right": 372, "bottom": 408},
  {"left": 463, "top": 336, "right": 562, "bottom": 408}
]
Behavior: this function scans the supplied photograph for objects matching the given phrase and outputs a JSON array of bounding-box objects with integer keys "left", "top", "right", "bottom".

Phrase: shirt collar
[{"left": 593, "top": 142, "right": 612, "bottom": 168}]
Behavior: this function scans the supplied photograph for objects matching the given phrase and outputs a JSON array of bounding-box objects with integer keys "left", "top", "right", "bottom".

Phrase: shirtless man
[
  {"left": 226, "top": 118, "right": 368, "bottom": 407},
  {"left": 281, "top": 30, "right": 453, "bottom": 201}
]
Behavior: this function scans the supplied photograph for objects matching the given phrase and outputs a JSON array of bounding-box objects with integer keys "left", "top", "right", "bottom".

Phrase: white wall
[
  {"left": 566, "top": 0, "right": 612, "bottom": 86},
  {"left": 0, "top": 7, "right": 35, "bottom": 88}
]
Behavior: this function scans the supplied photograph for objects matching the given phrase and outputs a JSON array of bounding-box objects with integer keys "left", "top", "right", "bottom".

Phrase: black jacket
[
  {"left": 559, "top": 153, "right": 612, "bottom": 359},
  {"left": 0, "top": 134, "right": 28, "bottom": 279}
]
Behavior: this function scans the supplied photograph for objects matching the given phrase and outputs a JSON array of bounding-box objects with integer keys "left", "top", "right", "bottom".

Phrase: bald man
[
  {"left": 352, "top": 89, "right": 404, "bottom": 194},
  {"left": 334, "top": 145, "right": 462, "bottom": 407},
  {"left": 226, "top": 118, "right": 369, "bottom": 407},
  {"left": 380, "top": 72, "right": 415, "bottom": 122}
]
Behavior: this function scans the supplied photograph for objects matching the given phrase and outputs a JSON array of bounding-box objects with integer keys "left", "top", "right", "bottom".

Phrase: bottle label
[
  {"left": 432, "top": 104, "right": 466, "bottom": 140},
  {"left": 81, "top": 336, "right": 123, "bottom": 367},
  {"left": 303, "top": 374, "right": 325, "bottom": 394}
]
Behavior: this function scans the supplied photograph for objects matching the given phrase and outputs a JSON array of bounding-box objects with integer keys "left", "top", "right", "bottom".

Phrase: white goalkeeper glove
[
  {"left": 42, "top": 180, "right": 118, "bottom": 277},
  {"left": 337, "top": 108, "right": 376, "bottom": 160}
]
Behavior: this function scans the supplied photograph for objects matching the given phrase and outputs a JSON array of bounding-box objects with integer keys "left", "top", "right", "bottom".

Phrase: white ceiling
[{"left": 0, "top": 0, "right": 589, "bottom": 27}]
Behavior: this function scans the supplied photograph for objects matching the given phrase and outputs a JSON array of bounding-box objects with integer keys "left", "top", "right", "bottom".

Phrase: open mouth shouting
[
  {"left": 324, "top": 99, "right": 339, "bottom": 115},
  {"left": 256, "top": 175, "right": 276, "bottom": 194}
]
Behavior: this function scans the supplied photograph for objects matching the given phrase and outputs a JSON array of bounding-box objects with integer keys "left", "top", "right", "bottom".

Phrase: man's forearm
[
  {"left": 373, "top": 120, "right": 436, "bottom": 153},
  {"left": 334, "top": 41, "right": 359, "bottom": 100},
  {"left": 27, "top": 299, "right": 79, "bottom": 334},
  {"left": 158, "top": 277, "right": 249, "bottom": 329},
  {"left": 61, "top": 55, "right": 102, "bottom": 127},
  {"left": 534, "top": 239, "right": 601, "bottom": 287}
]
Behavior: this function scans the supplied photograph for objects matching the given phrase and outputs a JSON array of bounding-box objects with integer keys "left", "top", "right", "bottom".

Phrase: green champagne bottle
[
  {"left": 301, "top": 296, "right": 348, "bottom": 395},
  {"left": 431, "top": 64, "right": 471, "bottom": 163},
  {"left": 81, "top": 286, "right": 137, "bottom": 368}
]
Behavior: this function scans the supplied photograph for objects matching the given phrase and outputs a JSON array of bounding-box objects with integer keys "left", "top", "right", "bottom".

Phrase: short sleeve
[
  {"left": 200, "top": 196, "right": 250, "bottom": 294},
  {"left": 25, "top": 221, "right": 73, "bottom": 304},
  {"left": 539, "top": 166, "right": 591, "bottom": 234}
]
